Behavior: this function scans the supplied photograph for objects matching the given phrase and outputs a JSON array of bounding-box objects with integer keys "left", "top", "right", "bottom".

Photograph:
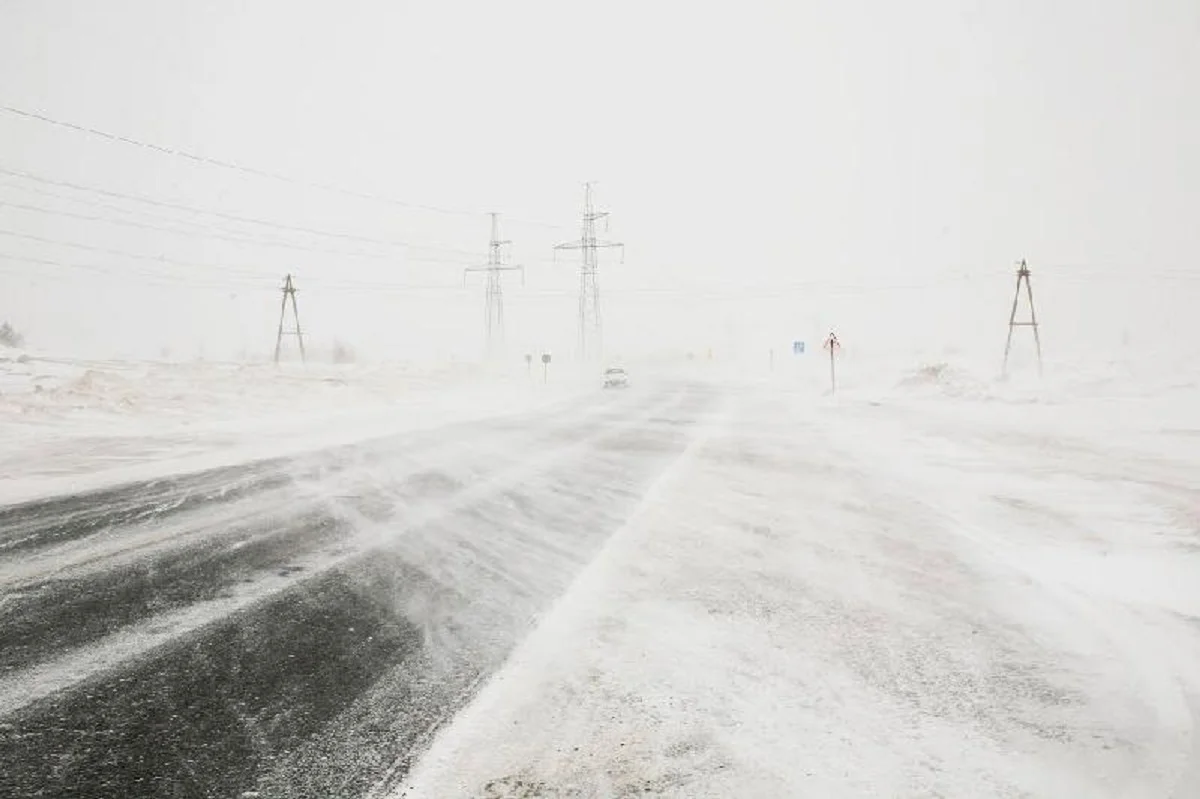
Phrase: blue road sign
[{"left": 793, "top": 341, "right": 805, "bottom": 354}]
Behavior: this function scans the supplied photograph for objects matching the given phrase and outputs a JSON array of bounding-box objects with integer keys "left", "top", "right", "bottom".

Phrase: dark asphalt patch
[
  {"left": 0, "top": 463, "right": 293, "bottom": 556},
  {"left": 0, "top": 509, "right": 348, "bottom": 675},
  {"left": 0, "top": 384, "right": 715, "bottom": 798},
  {"left": 0, "top": 566, "right": 423, "bottom": 799}
]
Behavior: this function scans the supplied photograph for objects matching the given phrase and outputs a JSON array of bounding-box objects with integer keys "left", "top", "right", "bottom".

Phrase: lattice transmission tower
[
  {"left": 464, "top": 213, "right": 523, "bottom": 356},
  {"left": 553, "top": 183, "right": 623, "bottom": 361}
]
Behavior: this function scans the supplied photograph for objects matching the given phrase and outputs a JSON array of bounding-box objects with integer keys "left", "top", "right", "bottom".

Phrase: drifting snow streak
[{"left": 0, "top": 381, "right": 717, "bottom": 797}]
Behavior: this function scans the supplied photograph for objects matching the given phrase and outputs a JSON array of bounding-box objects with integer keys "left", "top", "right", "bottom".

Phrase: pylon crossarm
[{"left": 597, "top": 242, "right": 625, "bottom": 263}]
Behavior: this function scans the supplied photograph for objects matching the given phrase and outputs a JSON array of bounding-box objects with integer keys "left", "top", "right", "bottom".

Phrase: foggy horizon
[{"left": 1, "top": 0, "right": 1195, "bottom": 367}]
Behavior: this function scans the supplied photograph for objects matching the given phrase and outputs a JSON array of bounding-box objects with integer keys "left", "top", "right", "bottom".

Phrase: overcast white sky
[{"left": 0, "top": 0, "right": 1197, "bottom": 367}]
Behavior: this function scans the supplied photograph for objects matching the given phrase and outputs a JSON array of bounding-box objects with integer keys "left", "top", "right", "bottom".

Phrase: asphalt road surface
[{"left": 0, "top": 383, "right": 717, "bottom": 798}]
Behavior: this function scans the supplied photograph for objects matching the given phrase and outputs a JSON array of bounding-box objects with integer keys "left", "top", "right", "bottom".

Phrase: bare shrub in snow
[{"left": 0, "top": 321, "right": 24, "bottom": 348}]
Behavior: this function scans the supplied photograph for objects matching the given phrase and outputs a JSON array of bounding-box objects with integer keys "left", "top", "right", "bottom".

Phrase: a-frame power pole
[
  {"left": 274, "top": 273, "right": 306, "bottom": 364},
  {"left": 1002, "top": 258, "right": 1042, "bottom": 377}
]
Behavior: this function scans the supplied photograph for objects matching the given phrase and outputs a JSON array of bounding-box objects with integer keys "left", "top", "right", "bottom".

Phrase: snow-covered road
[
  {"left": 2, "top": 368, "right": 1197, "bottom": 798},
  {"left": 400, "top": 380, "right": 1200, "bottom": 798}
]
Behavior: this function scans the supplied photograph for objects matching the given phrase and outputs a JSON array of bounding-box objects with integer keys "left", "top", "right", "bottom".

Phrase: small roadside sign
[
  {"left": 823, "top": 332, "right": 841, "bottom": 393},
  {"left": 793, "top": 341, "right": 805, "bottom": 355}
]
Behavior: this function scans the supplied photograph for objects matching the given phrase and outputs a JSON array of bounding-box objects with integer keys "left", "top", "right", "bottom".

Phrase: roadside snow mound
[
  {"left": 895, "top": 362, "right": 993, "bottom": 399},
  {"left": 889, "top": 353, "right": 1200, "bottom": 406},
  {"left": 60, "top": 369, "right": 140, "bottom": 407}
]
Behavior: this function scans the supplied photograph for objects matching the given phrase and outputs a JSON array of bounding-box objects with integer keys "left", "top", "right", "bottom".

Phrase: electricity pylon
[
  {"left": 553, "top": 183, "right": 623, "bottom": 361},
  {"left": 273, "top": 273, "right": 305, "bottom": 363},
  {"left": 1002, "top": 258, "right": 1042, "bottom": 376},
  {"left": 464, "top": 213, "right": 523, "bottom": 356}
]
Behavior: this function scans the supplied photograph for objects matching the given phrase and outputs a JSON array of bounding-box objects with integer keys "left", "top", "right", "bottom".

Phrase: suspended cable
[
  {"left": 0, "top": 104, "right": 569, "bottom": 230},
  {"left": 0, "top": 251, "right": 270, "bottom": 290},
  {"left": 0, "top": 194, "right": 481, "bottom": 266},
  {"left": 0, "top": 227, "right": 274, "bottom": 279},
  {"left": 0, "top": 164, "right": 481, "bottom": 258}
]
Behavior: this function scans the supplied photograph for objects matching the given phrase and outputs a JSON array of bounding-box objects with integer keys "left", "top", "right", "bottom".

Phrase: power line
[
  {"left": 0, "top": 177, "right": 340, "bottom": 246},
  {"left": 0, "top": 223, "right": 541, "bottom": 291},
  {"left": 0, "top": 177, "right": 215, "bottom": 230},
  {"left": 0, "top": 104, "right": 569, "bottom": 230},
  {"left": 0, "top": 194, "right": 482, "bottom": 266},
  {"left": 0, "top": 103, "right": 480, "bottom": 217},
  {"left": 0, "top": 227, "right": 274, "bottom": 279},
  {"left": 0, "top": 251, "right": 269, "bottom": 290},
  {"left": 0, "top": 196, "right": 348, "bottom": 256},
  {"left": 0, "top": 164, "right": 481, "bottom": 258},
  {"left": 1036, "top": 262, "right": 1197, "bottom": 281},
  {"left": 7, "top": 231, "right": 1186, "bottom": 303}
]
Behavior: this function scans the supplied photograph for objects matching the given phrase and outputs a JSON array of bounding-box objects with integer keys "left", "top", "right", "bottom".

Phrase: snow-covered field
[
  {"left": 399, "top": 358, "right": 1200, "bottom": 798},
  {"left": 0, "top": 352, "right": 590, "bottom": 504}
]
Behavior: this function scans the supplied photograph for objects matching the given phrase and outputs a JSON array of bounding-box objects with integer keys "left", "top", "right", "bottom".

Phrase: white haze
[{"left": 0, "top": 0, "right": 1196, "bottom": 370}]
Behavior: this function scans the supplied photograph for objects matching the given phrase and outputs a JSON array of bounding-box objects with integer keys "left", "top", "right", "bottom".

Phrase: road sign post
[
  {"left": 541, "top": 352, "right": 551, "bottom": 383},
  {"left": 823, "top": 332, "right": 840, "bottom": 393},
  {"left": 524, "top": 353, "right": 533, "bottom": 376}
]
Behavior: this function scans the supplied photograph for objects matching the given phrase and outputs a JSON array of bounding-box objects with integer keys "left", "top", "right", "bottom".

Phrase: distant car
[{"left": 602, "top": 367, "right": 629, "bottom": 388}]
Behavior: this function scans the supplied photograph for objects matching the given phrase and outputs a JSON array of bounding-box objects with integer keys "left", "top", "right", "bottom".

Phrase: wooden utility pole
[
  {"left": 1002, "top": 259, "right": 1042, "bottom": 377},
  {"left": 274, "top": 273, "right": 306, "bottom": 364}
]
